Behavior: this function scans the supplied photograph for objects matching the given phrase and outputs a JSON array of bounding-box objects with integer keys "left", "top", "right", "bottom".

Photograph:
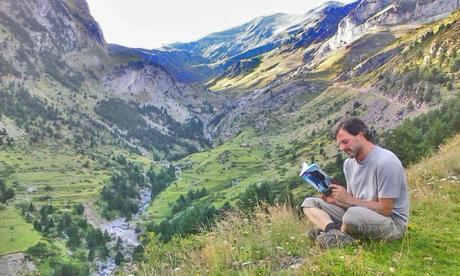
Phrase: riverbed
[{"left": 95, "top": 188, "right": 152, "bottom": 276}]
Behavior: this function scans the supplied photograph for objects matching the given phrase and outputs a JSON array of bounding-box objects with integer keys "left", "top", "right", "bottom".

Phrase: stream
[{"left": 94, "top": 188, "right": 152, "bottom": 276}]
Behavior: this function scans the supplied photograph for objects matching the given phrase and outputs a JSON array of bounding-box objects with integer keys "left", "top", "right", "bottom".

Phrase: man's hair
[{"left": 333, "top": 117, "right": 373, "bottom": 142}]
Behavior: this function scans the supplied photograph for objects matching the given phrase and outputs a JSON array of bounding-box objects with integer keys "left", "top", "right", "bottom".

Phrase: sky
[{"left": 86, "top": 0, "right": 354, "bottom": 49}]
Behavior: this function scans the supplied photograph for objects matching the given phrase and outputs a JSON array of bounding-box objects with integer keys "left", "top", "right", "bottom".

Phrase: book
[{"left": 299, "top": 162, "right": 332, "bottom": 195}]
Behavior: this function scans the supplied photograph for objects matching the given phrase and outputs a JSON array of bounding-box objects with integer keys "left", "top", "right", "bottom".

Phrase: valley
[{"left": 0, "top": 0, "right": 459, "bottom": 274}]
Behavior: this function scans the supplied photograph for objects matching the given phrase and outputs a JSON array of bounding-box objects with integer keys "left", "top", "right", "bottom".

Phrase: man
[{"left": 301, "top": 118, "right": 409, "bottom": 249}]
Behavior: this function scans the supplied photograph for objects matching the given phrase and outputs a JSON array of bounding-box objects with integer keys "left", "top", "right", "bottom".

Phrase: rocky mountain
[
  {"left": 317, "top": 0, "right": 460, "bottom": 57},
  {"left": 0, "top": 0, "right": 459, "bottom": 274},
  {"left": 120, "top": 1, "right": 358, "bottom": 84},
  {"left": 0, "top": 0, "right": 225, "bottom": 159},
  {"left": 204, "top": 0, "right": 459, "bottom": 92}
]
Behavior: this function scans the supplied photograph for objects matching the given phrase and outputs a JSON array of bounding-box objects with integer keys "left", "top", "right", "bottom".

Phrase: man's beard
[{"left": 345, "top": 144, "right": 362, "bottom": 159}]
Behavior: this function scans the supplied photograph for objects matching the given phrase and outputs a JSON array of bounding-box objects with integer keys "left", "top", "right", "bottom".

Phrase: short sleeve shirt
[{"left": 343, "top": 146, "right": 409, "bottom": 224}]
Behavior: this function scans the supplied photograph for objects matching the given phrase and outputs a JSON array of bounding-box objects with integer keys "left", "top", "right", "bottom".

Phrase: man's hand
[
  {"left": 321, "top": 193, "right": 336, "bottom": 204},
  {"left": 330, "top": 184, "right": 354, "bottom": 205}
]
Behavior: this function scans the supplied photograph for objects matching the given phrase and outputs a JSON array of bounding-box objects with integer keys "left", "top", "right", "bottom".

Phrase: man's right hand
[{"left": 321, "top": 193, "right": 335, "bottom": 204}]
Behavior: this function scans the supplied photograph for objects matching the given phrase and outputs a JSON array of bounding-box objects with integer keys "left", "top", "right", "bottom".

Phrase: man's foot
[
  {"left": 315, "top": 229, "right": 354, "bottom": 249},
  {"left": 307, "top": 228, "right": 324, "bottom": 241}
]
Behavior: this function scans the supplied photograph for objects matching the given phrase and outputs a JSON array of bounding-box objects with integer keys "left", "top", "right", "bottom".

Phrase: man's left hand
[{"left": 330, "top": 184, "right": 353, "bottom": 205}]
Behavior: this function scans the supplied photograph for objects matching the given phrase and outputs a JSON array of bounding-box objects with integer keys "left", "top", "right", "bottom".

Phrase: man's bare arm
[{"left": 328, "top": 184, "right": 394, "bottom": 216}]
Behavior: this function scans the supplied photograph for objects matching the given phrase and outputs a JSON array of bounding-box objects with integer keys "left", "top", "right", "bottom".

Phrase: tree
[
  {"left": 74, "top": 203, "right": 84, "bottom": 215},
  {"left": 115, "top": 251, "right": 124, "bottom": 265},
  {"left": 0, "top": 179, "right": 15, "bottom": 203}
]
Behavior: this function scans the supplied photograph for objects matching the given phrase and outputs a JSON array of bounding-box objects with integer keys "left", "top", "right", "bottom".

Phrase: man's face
[{"left": 336, "top": 128, "right": 364, "bottom": 159}]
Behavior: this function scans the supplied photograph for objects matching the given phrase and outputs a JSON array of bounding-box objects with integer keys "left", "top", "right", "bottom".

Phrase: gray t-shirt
[{"left": 343, "top": 145, "right": 409, "bottom": 225}]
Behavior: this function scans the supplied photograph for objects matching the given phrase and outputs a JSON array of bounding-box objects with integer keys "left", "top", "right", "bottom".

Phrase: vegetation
[
  {"left": 136, "top": 133, "right": 460, "bottom": 275},
  {"left": 100, "top": 155, "right": 148, "bottom": 219},
  {"left": 383, "top": 95, "right": 460, "bottom": 166},
  {"left": 0, "top": 178, "right": 15, "bottom": 203},
  {"left": 94, "top": 98, "right": 203, "bottom": 159}
]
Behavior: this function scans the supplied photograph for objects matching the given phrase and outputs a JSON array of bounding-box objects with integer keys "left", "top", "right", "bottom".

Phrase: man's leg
[
  {"left": 301, "top": 197, "right": 346, "bottom": 230},
  {"left": 342, "top": 206, "right": 406, "bottom": 240},
  {"left": 301, "top": 198, "right": 354, "bottom": 248}
]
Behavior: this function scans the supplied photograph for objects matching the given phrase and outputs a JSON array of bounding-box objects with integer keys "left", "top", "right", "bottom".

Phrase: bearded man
[{"left": 301, "top": 118, "right": 409, "bottom": 248}]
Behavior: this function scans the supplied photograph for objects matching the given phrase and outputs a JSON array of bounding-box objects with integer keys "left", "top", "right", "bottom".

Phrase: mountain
[
  {"left": 0, "top": 0, "right": 459, "bottom": 274},
  {"left": 0, "top": 0, "right": 225, "bottom": 159},
  {"left": 202, "top": 0, "right": 459, "bottom": 91},
  {"left": 316, "top": 0, "right": 460, "bottom": 58},
  {"left": 120, "top": 1, "right": 358, "bottom": 84}
]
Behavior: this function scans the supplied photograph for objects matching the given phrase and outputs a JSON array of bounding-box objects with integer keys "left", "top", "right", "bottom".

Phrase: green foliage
[
  {"left": 27, "top": 241, "right": 57, "bottom": 259},
  {"left": 74, "top": 203, "right": 84, "bottom": 215},
  {"left": 147, "top": 200, "right": 219, "bottom": 242},
  {"left": 236, "top": 182, "right": 276, "bottom": 212},
  {"left": 147, "top": 164, "right": 175, "bottom": 199},
  {"left": 94, "top": 98, "right": 202, "bottom": 159},
  {"left": 171, "top": 187, "right": 208, "bottom": 215},
  {"left": 0, "top": 178, "right": 15, "bottom": 203},
  {"left": 450, "top": 57, "right": 460, "bottom": 72},
  {"left": 51, "top": 259, "right": 90, "bottom": 276},
  {"left": 383, "top": 95, "right": 460, "bottom": 166},
  {"left": 114, "top": 251, "right": 124, "bottom": 265}
]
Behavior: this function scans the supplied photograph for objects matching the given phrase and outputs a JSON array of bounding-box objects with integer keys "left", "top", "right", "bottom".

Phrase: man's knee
[
  {"left": 342, "top": 206, "right": 367, "bottom": 233},
  {"left": 301, "top": 197, "right": 322, "bottom": 209}
]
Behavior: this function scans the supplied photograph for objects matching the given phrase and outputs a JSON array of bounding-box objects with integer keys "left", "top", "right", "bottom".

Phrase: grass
[
  {"left": 0, "top": 206, "right": 41, "bottom": 256},
  {"left": 137, "top": 133, "right": 460, "bottom": 275},
  {"left": 146, "top": 85, "right": 363, "bottom": 222},
  {"left": 0, "top": 142, "right": 112, "bottom": 209}
]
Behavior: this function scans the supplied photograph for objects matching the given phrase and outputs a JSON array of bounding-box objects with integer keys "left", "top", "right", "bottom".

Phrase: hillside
[
  {"left": 0, "top": 0, "right": 459, "bottom": 275},
  {"left": 137, "top": 133, "right": 460, "bottom": 274}
]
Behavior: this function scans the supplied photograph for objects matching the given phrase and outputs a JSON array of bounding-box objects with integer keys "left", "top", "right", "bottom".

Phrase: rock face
[
  {"left": 129, "top": 1, "right": 358, "bottom": 84},
  {"left": 320, "top": 0, "right": 459, "bottom": 54},
  {"left": 103, "top": 61, "right": 195, "bottom": 124},
  {"left": 0, "top": 253, "right": 36, "bottom": 276},
  {"left": 0, "top": 0, "right": 105, "bottom": 54}
]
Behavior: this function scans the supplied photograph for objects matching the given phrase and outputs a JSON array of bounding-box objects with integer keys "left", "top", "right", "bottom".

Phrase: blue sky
[{"left": 86, "top": 0, "right": 354, "bottom": 49}]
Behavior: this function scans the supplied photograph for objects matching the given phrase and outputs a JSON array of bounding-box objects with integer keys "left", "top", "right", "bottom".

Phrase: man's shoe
[
  {"left": 307, "top": 228, "right": 324, "bottom": 241},
  {"left": 315, "top": 229, "right": 354, "bottom": 249}
]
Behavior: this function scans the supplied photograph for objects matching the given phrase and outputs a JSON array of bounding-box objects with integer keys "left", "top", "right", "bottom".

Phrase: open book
[{"left": 299, "top": 162, "right": 332, "bottom": 195}]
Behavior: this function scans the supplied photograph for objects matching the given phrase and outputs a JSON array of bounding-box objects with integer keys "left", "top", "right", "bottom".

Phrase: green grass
[
  {"left": 137, "top": 133, "right": 460, "bottom": 275},
  {"left": 0, "top": 206, "right": 41, "bottom": 255},
  {"left": 147, "top": 85, "right": 361, "bottom": 222},
  {"left": 0, "top": 143, "right": 112, "bottom": 208}
]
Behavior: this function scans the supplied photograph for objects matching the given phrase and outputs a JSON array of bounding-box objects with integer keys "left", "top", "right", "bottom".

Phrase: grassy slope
[
  {"left": 209, "top": 48, "right": 307, "bottom": 91},
  {"left": 147, "top": 84, "right": 399, "bottom": 222},
  {"left": 0, "top": 137, "right": 152, "bottom": 256},
  {"left": 0, "top": 206, "right": 40, "bottom": 256},
  {"left": 138, "top": 133, "right": 460, "bottom": 275}
]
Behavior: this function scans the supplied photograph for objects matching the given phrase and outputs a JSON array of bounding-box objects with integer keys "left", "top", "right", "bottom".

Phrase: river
[{"left": 94, "top": 188, "right": 152, "bottom": 276}]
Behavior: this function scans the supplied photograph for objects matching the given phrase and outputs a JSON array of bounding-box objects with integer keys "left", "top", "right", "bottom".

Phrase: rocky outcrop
[
  {"left": 0, "top": 253, "right": 36, "bottom": 276},
  {"left": 319, "top": 0, "right": 458, "bottom": 55},
  {"left": 103, "top": 61, "right": 193, "bottom": 123},
  {"left": 337, "top": 45, "right": 403, "bottom": 80}
]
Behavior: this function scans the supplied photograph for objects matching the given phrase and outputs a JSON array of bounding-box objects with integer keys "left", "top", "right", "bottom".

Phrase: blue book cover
[{"left": 299, "top": 162, "right": 332, "bottom": 195}]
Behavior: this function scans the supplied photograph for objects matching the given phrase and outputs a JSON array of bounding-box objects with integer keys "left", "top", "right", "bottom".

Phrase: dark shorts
[{"left": 301, "top": 197, "right": 407, "bottom": 240}]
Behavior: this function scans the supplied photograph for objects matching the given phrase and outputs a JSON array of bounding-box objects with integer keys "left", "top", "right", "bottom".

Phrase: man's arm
[{"left": 327, "top": 184, "right": 394, "bottom": 216}]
